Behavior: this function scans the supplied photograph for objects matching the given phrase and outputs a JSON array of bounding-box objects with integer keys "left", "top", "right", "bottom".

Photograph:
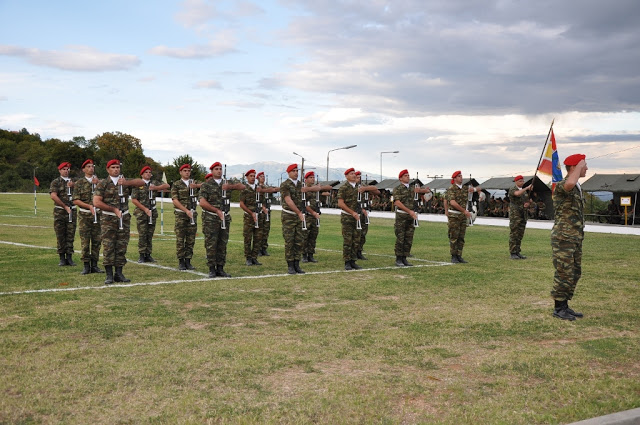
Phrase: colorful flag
[
  {"left": 537, "top": 129, "right": 562, "bottom": 190},
  {"left": 34, "top": 176, "right": 40, "bottom": 187}
]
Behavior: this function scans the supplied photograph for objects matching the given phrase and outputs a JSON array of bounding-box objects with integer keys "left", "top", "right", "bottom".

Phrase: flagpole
[
  {"left": 161, "top": 171, "right": 167, "bottom": 235},
  {"left": 33, "top": 167, "right": 38, "bottom": 215},
  {"left": 532, "top": 119, "right": 555, "bottom": 183}
]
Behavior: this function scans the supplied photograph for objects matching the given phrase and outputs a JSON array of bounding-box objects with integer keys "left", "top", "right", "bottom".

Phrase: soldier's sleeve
[
  {"left": 72, "top": 180, "right": 82, "bottom": 201},
  {"left": 280, "top": 182, "right": 290, "bottom": 199},
  {"left": 171, "top": 182, "right": 179, "bottom": 199},
  {"left": 337, "top": 185, "right": 346, "bottom": 200},
  {"left": 94, "top": 180, "right": 105, "bottom": 197},
  {"left": 49, "top": 178, "right": 58, "bottom": 195}
]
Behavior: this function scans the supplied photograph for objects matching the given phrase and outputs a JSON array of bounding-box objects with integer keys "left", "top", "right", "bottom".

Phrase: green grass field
[{"left": 1, "top": 193, "right": 639, "bottom": 424}]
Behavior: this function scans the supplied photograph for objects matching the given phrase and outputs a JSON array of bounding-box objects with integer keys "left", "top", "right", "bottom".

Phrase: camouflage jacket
[
  {"left": 131, "top": 180, "right": 161, "bottom": 212},
  {"left": 94, "top": 177, "right": 132, "bottom": 211},
  {"left": 305, "top": 188, "right": 320, "bottom": 215},
  {"left": 280, "top": 179, "right": 302, "bottom": 212},
  {"left": 338, "top": 182, "right": 359, "bottom": 212},
  {"left": 50, "top": 176, "right": 74, "bottom": 207},
  {"left": 171, "top": 179, "right": 196, "bottom": 211},
  {"left": 199, "top": 179, "right": 224, "bottom": 211},
  {"left": 552, "top": 178, "right": 585, "bottom": 241},
  {"left": 72, "top": 176, "right": 96, "bottom": 207},
  {"left": 508, "top": 185, "right": 530, "bottom": 215},
  {"left": 393, "top": 183, "right": 415, "bottom": 211},
  {"left": 445, "top": 184, "right": 469, "bottom": 211},
  {"left": 240, "top": 184, "right": 258, "bottom": 211}
]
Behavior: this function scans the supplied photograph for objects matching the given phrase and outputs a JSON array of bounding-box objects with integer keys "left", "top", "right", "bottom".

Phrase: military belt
[
  {"left": 395, "top": 209, "right": 408, "bottom": 214},
  {"left": 282, "top": 208, "right": 297, "bottom": 215},
  {"left": 102, "top": 210, "right": 129, "bottom": 217},
  {"left": 448, "top": 209, "right": 462, "bottom": 215},
  {"left": 78, "top": 207, "right": 99, "bottom": 214}
]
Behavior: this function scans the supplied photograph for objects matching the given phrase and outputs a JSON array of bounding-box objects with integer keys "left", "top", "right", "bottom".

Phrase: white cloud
[
  {"left": 0, "top": 45, "right": 139, "bottom": 71},
  {"left": 149, "top": 30, "right": 237, "bottom": 58},
  {"left": 194, "top": 80, "right": 222, "bottom": 89}
]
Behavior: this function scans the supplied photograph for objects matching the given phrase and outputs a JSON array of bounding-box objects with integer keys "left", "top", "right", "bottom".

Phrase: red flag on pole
[
  {"left": 537, "top": 129, "right": 562, "bottom": 191},
  {"left": 34, "top": 176, "right": 40, "bottom": 186}
]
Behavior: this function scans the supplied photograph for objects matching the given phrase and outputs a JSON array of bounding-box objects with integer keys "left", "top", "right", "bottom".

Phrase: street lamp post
[
  {"left": 326, "top": 145, "right": 357, "bottom": 182},
  {"left": 380, "top": 151, "right": 399, "bottom": 182}
]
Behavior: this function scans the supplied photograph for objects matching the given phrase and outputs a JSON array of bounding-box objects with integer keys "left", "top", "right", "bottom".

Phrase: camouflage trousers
[
  {"left": 358, "top": 217, "right": 368, "bottom": 251},
  {"left": 243, "top": 212, "right": 261, "bottom": 259},
  {"left": 550, "top": 237, "right": 583, "bottom": 301},
  {"left": 135, "top": 209, "right": 158, "bottom": 255},
  {"left": 281, "top": 211, "right": 303, "bottom": 261},
  {"left": 394, "top": 213, "right": 415, "bottom": 257},
  {"left": 447, "top": 213, "right": 467, "bottom": 256},
  {"left": 101, "top": 213, "right": 131, "bottom": 267},
  {"left": 509, "top": 210, "right": 527, "bottom": 254},
  {"left": 53, "top": 207, "right": 77, "bottom": 255},
  {"left": 258, "top": 212, "right": 270, "bottom": 250},
  {"left": 202, "top": 212, "right": 231, "bottom": 267},
  {"left": 341, "top": 214, "right": 361, "bottom": 261},
  {"left": 78, "top": 211, "right": 101, "bottom": 262},
  {"left": 175, "top": 211, "right": 197, "bottom": 260},
  {"left": 302, "top": 214, "right": 319, "bottom": 255}
]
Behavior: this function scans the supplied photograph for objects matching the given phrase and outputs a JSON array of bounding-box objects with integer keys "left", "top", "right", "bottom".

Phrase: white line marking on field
[
  {"left": 0, "top": 262, "right": 451, "bottom": 296},
  {"left": 0, "top": 223, "right": 50, "bottom": 229}
]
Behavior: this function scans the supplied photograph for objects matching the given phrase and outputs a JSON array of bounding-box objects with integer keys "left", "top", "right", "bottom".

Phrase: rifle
[
  {"left": 467, "top": 184, "right": 478, "bottom": 227},
  {"left": 254, "top": 185, "right": 261, "bottom": 229},
  {"left": 264, "top": 191, "right": 271, "bottom": 222},
  {"left": 356, "top": 189, "right": 363, "bottom": 230},
  {"left": 413, "top": 172, "right": 421, "bottom": 227},
  {"left": 221, "top": 165, "right": 229, "bottom": 230},
  {"left": 117, "top": 170, "right": 125, "bottom": 230},
  {"left": 314, "top": 186, "right": 321, "bottom": 226},
  {"left": 299, "top": 159, "right": 307, "bottom": 231},
  {"left": 148, "top": 182, "right": 155, "bottom": 225},
  {"left": 188, "top": 178, "right": 196, "bottom": 225},
  {"left": 92, "top": 181, "right": 98, "bottom": 224},
  {"left": 66, "top": 181, "right": 74, "bottom": 223}
]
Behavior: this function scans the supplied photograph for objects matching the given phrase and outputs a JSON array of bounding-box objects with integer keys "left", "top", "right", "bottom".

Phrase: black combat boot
[
  {"left": 185, "top": 258, "right": 195, "bottom": 270},
  {"left": 510, "top": 253, "right": 520, "bottom": 260},
  {"left": 350, "top": 260, "right": 362, "bottom": 270},
  {"left": 357, "top": 251, "right": 367, "bottom": 260},
  {"left": 345, "top": 261, "right": 353, "bottom": 271},
  {"left": 104, "top": 266, "right": 114, "bottom": 285},
  {"left": 145, "top": 254, "right": 156, "bottom": 262},
  {"left": 261, "top": 248, "right": 270, "bottom": 256},
  {"left": 81, "top": 262, "right": 91, "bottom": 275},
  {"left": 287, "top": 261, "right": 296, "bottom": 274},
  {"left": 307, "top": 254, "right": 318, "bottom": 263},
  {"left": 252, "top": 258, "right": 262, "bottom": 266},
  {"left": 138, "top": 254, "right": 146, "bottom": 263},
  {"left": 517, "top": 252, "right": 527, "bottom": 259},
  {"left": 58, "top": 253, "right": 67, "bottom": 266},
  {"left": 66, "top": 253, "right": 76, "bottom": 266},
  {"left": 208, "top": 266, "right": 217, "bottom": 278},
  {"left": 91, "top": 260, "right": 104, "bottom": 273},
  {"left": 301, "top": 254, "right": 309, "bottom": 263},
  {"left": 402, "top": 256, "right": 413, "bottom": 267},
  {"left": 114, "top": 266, "right": 131, "bottom": 283},
  {"left": 246, "top": 258, "right": 254, "bottom": 266},
  {"left": 396, "top": 256, "right": 405, "bottom": 267},
  {"left": 294, "top": 260, "right": 305, "bottom": 274},
  {"left": 451, "top": 256, "right": 460, "bottom": 264},
  {"left": 565, "top": 301, "right": 583, "bottom": 318},
  {"left": 553, "top": 300, "right": 576, "bottom": 321},
  {"left": 178, "top": 258, "right": 187, "bottom": 271},
  {"left": 457, "top": 255, "right": 468, "bottom": 264},
  {"left": 216, "top": 264, "right": 231, "bottom": 278}
]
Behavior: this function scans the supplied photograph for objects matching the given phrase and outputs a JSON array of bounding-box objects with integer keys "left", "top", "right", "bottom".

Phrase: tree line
[{"left": 0, "top": 128, "right": 213, "bottom": 193}]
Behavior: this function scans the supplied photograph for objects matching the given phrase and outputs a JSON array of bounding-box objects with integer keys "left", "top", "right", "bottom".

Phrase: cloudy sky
[{"left": 1, "top": 0, "right": 639, "bottom": 182}]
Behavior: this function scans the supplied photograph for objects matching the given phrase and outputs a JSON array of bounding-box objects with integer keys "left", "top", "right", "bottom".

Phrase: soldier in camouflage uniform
[
  {"left": 301, "top": 171, "right": 333, "bottom": 263},
  {"left": 354, "top": 171, "right": 380, "bottom": 261},
  {"left": 199, "top": 162, "right": 245, "bottom": 278},
  {"left": 131, "top": 166, "right": 170, "bottom": 263},
  {"left": 239, "top": 169, "right": 262, "bottom": 266},
  {"left": 93, "top": 159, "right": 145, "bottom": 284},
  {"left": 49, "top": 162, "right": 77, "bottom": 266},
  {"left": 172, "top": 164, "right": 201, "bottom": 271},
  {"left": 508, "top": 175, "right": 533, "bottom": 259},
  {"left": 551, "top": 154, "right": 588, "bottom": 321},
  {"left": 256, "top": 172, "right": 278, "bottom": 257},
  {"left": 392, "top": 169, "right": 432, "bottom": 267},
  {"left": 445, "top": 171, "right": 480, "bottom": 263},
  {"left": 72, "top": 159, "right": 102, "bottom": 274}
]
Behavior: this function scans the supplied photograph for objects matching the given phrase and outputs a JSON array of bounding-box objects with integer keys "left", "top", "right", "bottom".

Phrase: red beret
[
  {"left": 305, "top": 171, "right": 314, "bottom": 179},
  {"left": 245, "top": 169, "right": 256, "bottom": 177},
  {"left": 58, "top": 162, "right": 71, "bottom": 170},
  {"left": 564, "top": 154, "right": 586, "bottom": 166},
  {"left": 451, "top": 170, "right": 462, "bottom": 184},
  {"left": 287, "top": 164, "right": 298, "bottom": 173},
  {"left": 355, "top": 171, "right": 361, "bottom": 176},
  {"left": 81, "top": 159, "right": 93, "bottom": 169},
  {"left": 513, "top": 175, "right": 523, "bottom": 182},
  {"left": 398, "top": 169, "right": 409, "bottom": 179},
  {"left": 179, "top": 164, "right": 191, "bottom": 171},
  {"left": 140, "top": 166, "right": 152, "bottom": 176},
  {"left": 344, "top": 167, "right": 355, "bottom": 176},
  {"left": 205, "top": 173, "right": 213, "bottom": 179},
  {"left": 106, "top": 159, "right": 120, "bottom": 168},
  {"left": 210, "top": 161, "right": 221, "bottom": 170},
  {"left": 256, "top": 171, "right": 264, "bottom": 178}
]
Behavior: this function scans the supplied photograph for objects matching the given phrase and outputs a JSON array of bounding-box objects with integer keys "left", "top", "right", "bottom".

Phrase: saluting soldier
[
  {"left": 171, "top": 164, "right": 201, "bottom": 271},
  {"left": 239, "top": 169, "right": 262, "bottom": 266},
  {"left": 551, "top": 154, "right": 588, "bottom": 321},
  {"left": 301, "top": 171, "right": 333, "bottom": 263},
  {"left": 72, "top": 159, "right": 102, "bottom": 274},
  {"left": 199, "top": 162, "right": 245, "bottom": 278},
  {"left": 93, "top": 159, "right": 145, "bottom": 284},
  {"left": 50, "top": 161, "right": 77, "bottom": 266},
  {"left": 131, "top": 166, "right": 170, "bottom": 263},
  {"left": 256, "top": 171, "right": 277, "bottom": 256},
  {"left": 355, "top": 171, "right": 380, "bottom": 261},
  {"left": 445, "top": 171, "right": 481, "bottom": 263},
  {"left": 392, "top": 169, "right": 432, "bottom": 267},
  {"left": 508, "top": 175, "right": 533, "bottom": 259}
]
